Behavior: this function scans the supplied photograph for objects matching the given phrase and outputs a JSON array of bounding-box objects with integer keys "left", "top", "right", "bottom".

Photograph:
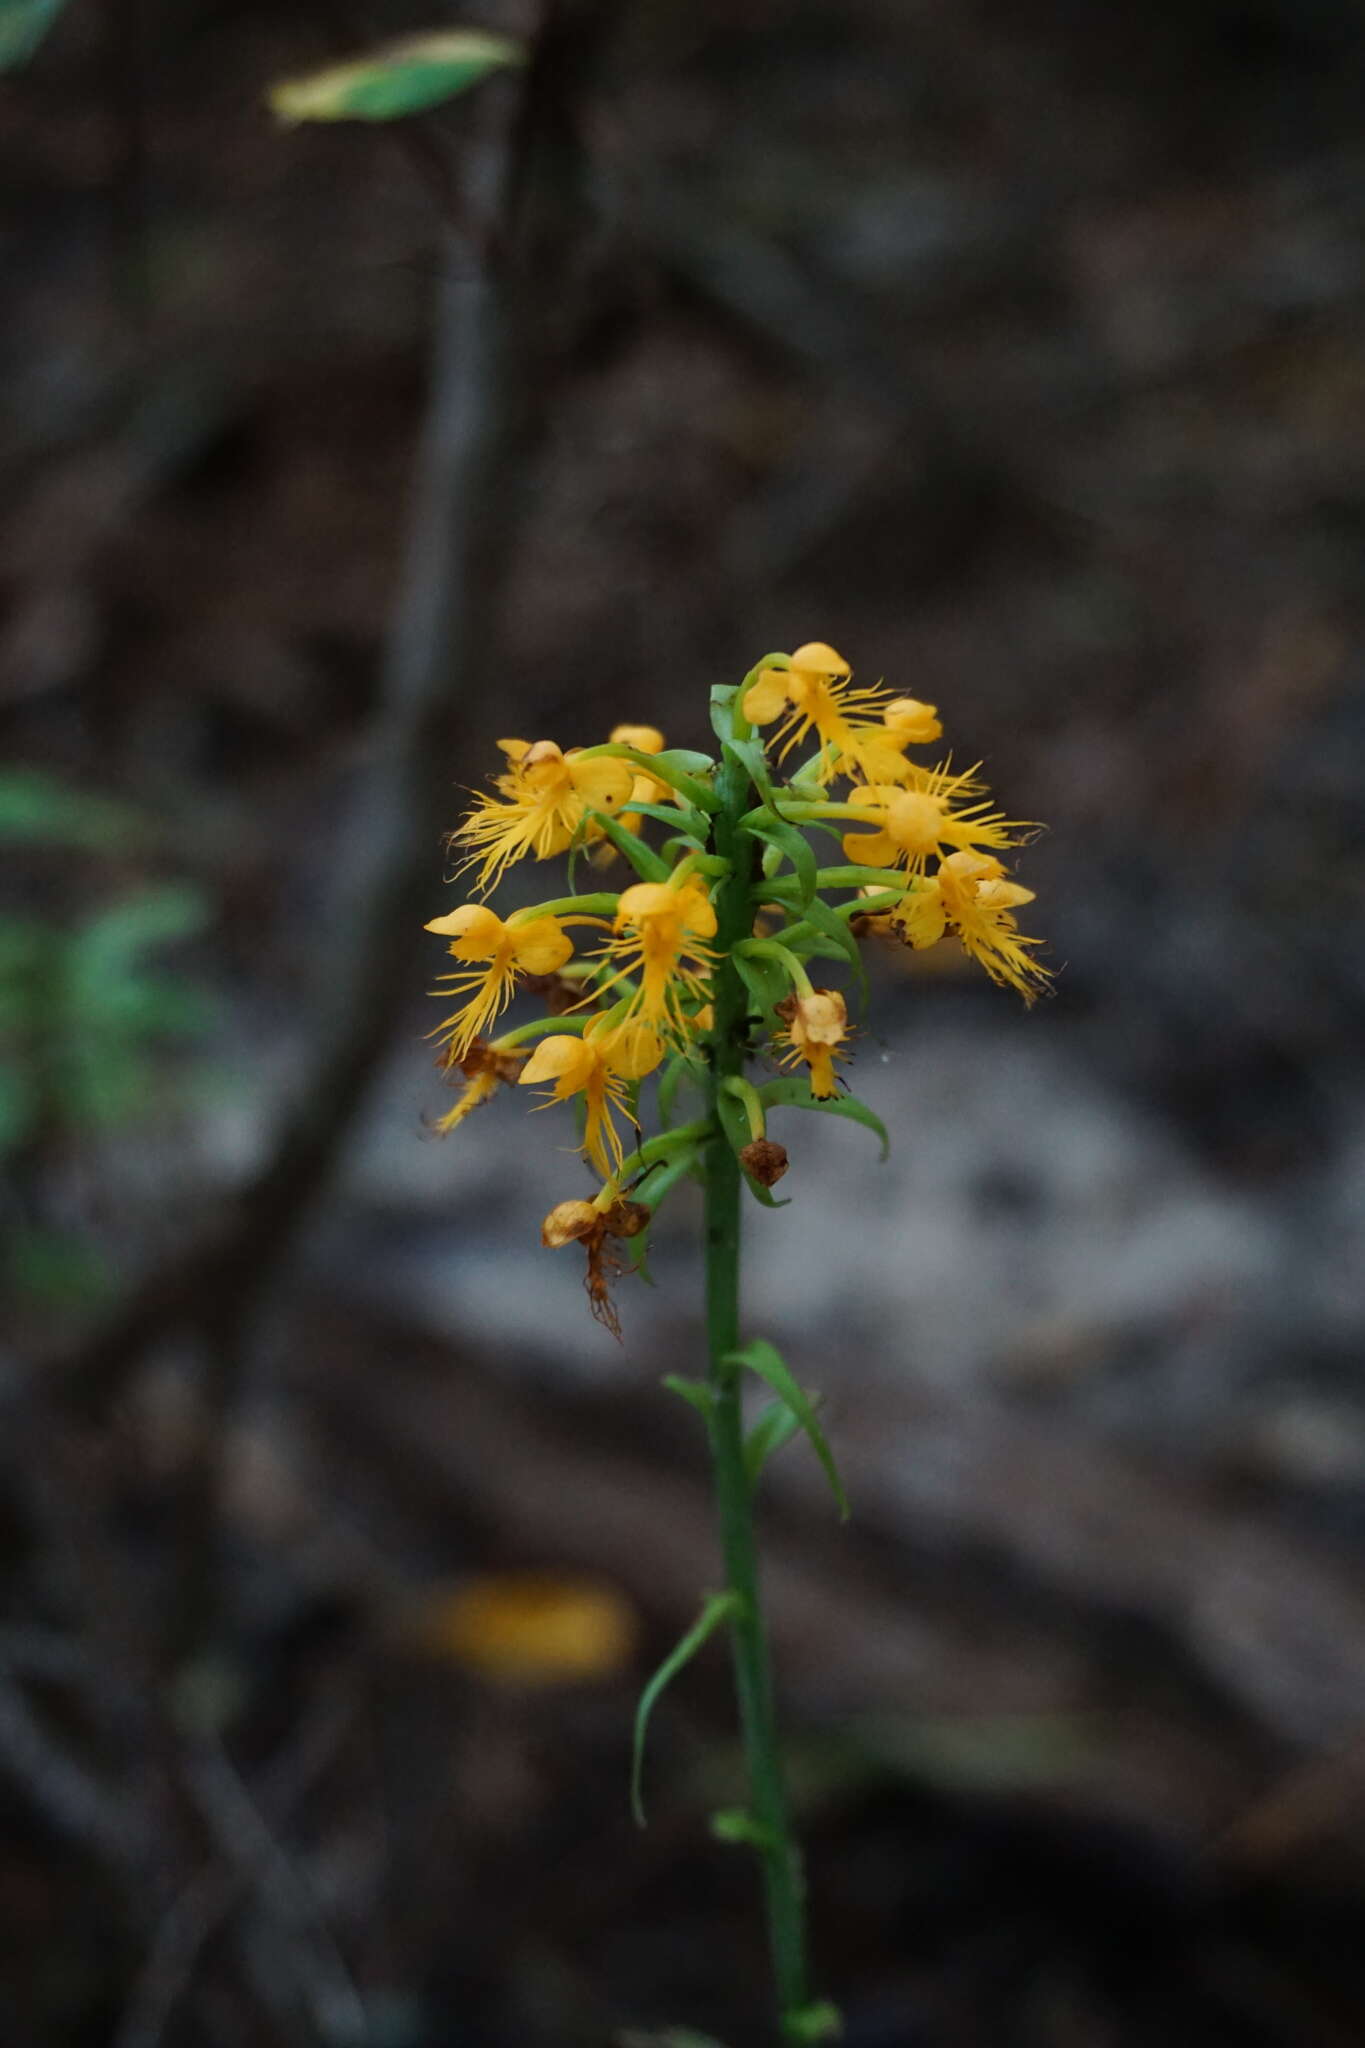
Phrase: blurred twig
[
  {"left": 42, "top": 22, "right": 550, "bottom": 1419},
  {"left": 0, "top": 1663, "right": 148, "bottom": 1870},
  {"left": 114, "top": 1697, "right": 358, "bottom": 2048}
]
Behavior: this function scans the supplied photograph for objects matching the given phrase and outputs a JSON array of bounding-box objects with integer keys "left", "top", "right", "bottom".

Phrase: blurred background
[{"left": 4, "top": 0, "right": 1365, "bottom": 2042}]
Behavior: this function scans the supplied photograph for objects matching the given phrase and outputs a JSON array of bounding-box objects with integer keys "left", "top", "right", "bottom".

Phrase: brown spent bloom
[
  {"left": 521, "top": 970, "right": 589, "bottom": 1016},
  {"left": 599, "top": 1197, "right": 651, "bottom": 1238},
  {"left": 740, "top": 1138, "right": 789, "bottom": 1187},
  {"left": 433, "top": 1036, "right": 526, "bottom": 1134},
  {"left": 541, "top": 1199, "right": 601, "bottom": 1248},
  {"left": 539, "top": 1196, "right": 651, "bottom": 1338}
]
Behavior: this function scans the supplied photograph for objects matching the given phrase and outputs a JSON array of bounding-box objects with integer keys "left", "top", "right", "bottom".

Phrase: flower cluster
[{"left": 426, "top": 648, "right": 1048, "bottom": 1328}]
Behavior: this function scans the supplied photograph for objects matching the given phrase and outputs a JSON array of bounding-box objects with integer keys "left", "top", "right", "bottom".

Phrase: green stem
[
  {"left": 600, "top": 1117, "right": 712, "bottom": 1199},
  {"left": 756, "top": 865, "right": 907, "bottom": 895},
  {"left": 494, "top": 1013, "right": 588, "bottom": 1047},
  {"left": 514, "top": 893, "right": 621, "bottom": 919},
  {"left": 704, "top": 733, "right": 811, "bottom": 2038}
]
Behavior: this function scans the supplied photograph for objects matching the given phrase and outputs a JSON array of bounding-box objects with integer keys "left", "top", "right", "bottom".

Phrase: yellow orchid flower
[
  {"left": 741, "top": 642, "right": 900, "bottom": 781},
  {"left": 839, "top": 772, "right": 1030, "bottom": 878},
  {"left": 432, "top": 1035, "right": 526, "bottom": 1135},
  {"left": 518, "top": 1015, "right": 664, "bottom": 1178},
  {"left": 455, "top": 739, "right": 634, "bottom": 892},
  {"left": 823, "top": 695, "right": 948, "bottom": 785},
  {"left": 774, "top": 988, "right": 849, "bottom": 1099},
  {"left": 589, "top": 875, "right": 717, "bottom": 1040},
  {"left": 428, "top": 903, "right": 574, "bottom": 1059},
  {"left": 586, "top": 724, "right": 677, "bottom": 863},
  {"left": 890, "top": 852, "right": 1049, "bottom": 1003}
]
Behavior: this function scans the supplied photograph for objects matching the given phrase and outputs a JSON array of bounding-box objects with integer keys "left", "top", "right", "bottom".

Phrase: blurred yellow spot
[{"left": 408, "top": 1572, "right": 638, "bottom": 1686}]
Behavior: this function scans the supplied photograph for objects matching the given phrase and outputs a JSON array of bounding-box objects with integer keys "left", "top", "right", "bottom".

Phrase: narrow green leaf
[
  {"left": 722, "top": 735, "right": 778, "bottom": 813},
  {"left": 657, "top": 1054, "right": 685, "bottom": 1130},
  {"left": 581, "top": 810, "right": 670, "bottom": 882},
  {"left": 623, "top": 1220, "right": 655, "bottom": 1284},
  {"left": 723, "top": 1339, "right": 849, "bottom": 1521},
  {"left": 758, "top": 1077, "right": 889, "bottom": 1161},
  {"left": 752, "top": 817, "right": 817, "bottom": 906},
  {"left": 0, "top": 0, "right": 70, "bottom": 70},
  {"left": 632, "top": 1591, "right": 740, "bottom": 1825},
  {"left": 614, "top": 800, "right": 709, "bottom": 842},
  {"left": 635, "top": 1150, "right": 702, "bottom": 1213},
  {"left": 627, "top": 748, "right": 720, "bottom": 814},
  {"left": 708, "top": 685, "right": 740, "bottom": 746},
  {"left": 269, "top": 30, "right": 524, "bottom": 124},
  {"left": 660, "top": 1374, "right": 714, "bottom": 1420},
  {"left": 656, "top": 1053, "right": 705, "bottom": 1131},
  {"left": 743, "top": 1398, "right": 804, "bottom": 1490},
  {"left": 732, "top": 948, "right": 788, "bottom": 1027},
  {"left": 798, "top": 894, "right": 868, "bottom": 1006}
]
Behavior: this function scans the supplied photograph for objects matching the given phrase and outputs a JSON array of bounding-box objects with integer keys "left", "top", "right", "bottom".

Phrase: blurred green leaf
[
  {"left": 269, "top": 29, "right": 524, "bottom": 124},
  {"left": 65, "top": 1041, "right": 150, "bottom": 1126},
  {"left": 743, "top": 1397, "right": 804, "bottom": 1490},
  {"left": 786, "top": 2003, "right": 843, "bottom": 2044},
  {"left": 0, "top": 1063, "right": 37, "bottom": 1157},
  {"left": 0, "top": 919, "right": 48, "bottom": 1032},
  {"left": 0, "top": 770, "right": 145, "bottom": 852},
  {"left": 0, "top": 0, "right": 70, "bottom": 70},
  {"left": 9, "top": 1225, "right": 110, "bottom": 1307},
  {"left": 72, "top": 884, "right": 210, "bottom": 997}
]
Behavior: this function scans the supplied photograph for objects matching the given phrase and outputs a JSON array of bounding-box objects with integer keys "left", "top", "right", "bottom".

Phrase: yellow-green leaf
[{"left": 268, "top": 30, "right": 524, "bottom": 126}]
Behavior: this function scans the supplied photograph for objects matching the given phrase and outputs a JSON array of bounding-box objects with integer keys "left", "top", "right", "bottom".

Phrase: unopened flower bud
[
  {"left": 541, "top": 1199, "right": 601, "bottom": 1248},
  {"left": 740, "top": 1138, "right": 789, "bottom": 1187}
]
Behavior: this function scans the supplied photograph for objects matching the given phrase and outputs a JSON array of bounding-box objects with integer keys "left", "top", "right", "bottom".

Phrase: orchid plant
[{"left": 426, "top": 644, "right": 1048, "bottom": 2042}]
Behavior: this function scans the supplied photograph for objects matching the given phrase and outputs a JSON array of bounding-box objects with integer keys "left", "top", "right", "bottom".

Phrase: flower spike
[{"left": 426, "top": 650, "right": 1048, "bottom": 1289}]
